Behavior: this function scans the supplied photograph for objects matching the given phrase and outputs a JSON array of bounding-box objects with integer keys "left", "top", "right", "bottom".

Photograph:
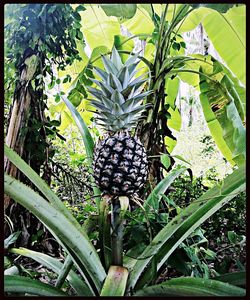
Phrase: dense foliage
[{"left": 4, "top": 3, "right": 245, "bottom": 297}]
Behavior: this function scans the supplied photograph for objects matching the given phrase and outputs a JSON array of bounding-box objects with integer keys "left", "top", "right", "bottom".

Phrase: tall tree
[{"left": 4, "top": 3, "right": 85, "bottom": 246}]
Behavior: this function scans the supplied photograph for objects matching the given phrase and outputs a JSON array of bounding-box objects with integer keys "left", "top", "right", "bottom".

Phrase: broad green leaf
[
  {"left": 144, "top": 166, "right": 187, "bottom": 213},
  {"left": 168, "top": 107, "right": 181, "bottom": 132},
  {"left": 179, "top": 7, "right": 211, "bottom": 33},
  {"left": 191, "top": 4, "right": 234, "bottom": 13},
  {"left": 4, "top": 174, "right": 106, "bottom": 294},
  {"left": 100, "top": 4, "right": 137, "bottom": 19},
  {"left": 100, "top": 266, "right": 128, "bottom": 296},
  {"left": 173, "top": 55, "right": 213, "bottom": 87},
  {"left": 59, "top": 110, "right": 74, "bottom": 132},
  {"left": 144, "top": 42, "right": 155, "bottom": 65},
  {"left": 134, "top": 277, "right": 246, "bottom": 296},
  {"left": 127, "top": 166, "right": 245, "bottom": 291},
  {"left": 90, "top": 45, "right": 109, "bottom": 69},
  {"left": 226, "top": 100, "right": 246, "bottom": 158},
  {"left": 180, "top": 5, "right": 246, "bottom": 85},
  {"left": 5, "top": 275, "right": 67, "bottom": 296},
  {"left": 137, "top": 4, "right": 153, "bottom": 17},
  {"left": 9, "top": 248, "right": 93, "bottom": 296},
  {"left": 123, "top": 6, "right": 154, "bottom": 35},
  {"left": 160, "top": 154, "right": 171, "bottom": 169},
  {"left": 166, "top": 55, "right": 246, "bottom": 166},
  {"left": 202, "top": 5, "right": 246, "bottom": 85},
  {"left": 165, "top": 136, "right": 177, "bottom": 153},
  {"left": 213, "top": 60, "right": 245, "bottom": 118},
  {"left": 58, "top": 43, "right": 89, "bottom": 92},
  {"left": 165, "top": 77, "right": 180, "bottom": 109},
  {"left": 80, "top": 5, "right": 120, "bottom": 50},
  {"left": 214, "top": 271, "right": 246, "bottom": 288},
  {"left": 199, "top": 70, "right": 245, "bottom": 166},
  {"left": 49, "top": 101, "right": 65, "bottom": 117}
]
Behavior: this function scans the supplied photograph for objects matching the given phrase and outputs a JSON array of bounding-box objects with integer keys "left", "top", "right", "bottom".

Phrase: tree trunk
[
  {"left": 4, "top": 52, "right": 53, "bottom": 250},
  {"left": 4, "top": 54, "right": 39, "bottom": 209}
]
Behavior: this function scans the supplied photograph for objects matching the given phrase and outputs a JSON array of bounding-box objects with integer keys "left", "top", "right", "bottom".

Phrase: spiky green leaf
[
  {"left": 111, "top": 47, "right": 123, "bottom": 69},
  {"left": 5, "top": 275, "right": 67, "bottom": 296},
  {"left": 135, "top": 277, "right": 246, "bottom": 296},
  {"left": 127, "top": 166, "right": 245, "bottom": 290},
  {"left": 101, "top": 54, "right": 119, "bottom": 75},
  {"left": 9, "top": 248, "right": 93, "bottom": 296}
]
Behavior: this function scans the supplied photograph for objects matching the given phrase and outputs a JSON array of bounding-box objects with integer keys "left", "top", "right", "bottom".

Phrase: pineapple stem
[{"left": 111, "top": 197, "right": 124, "bottom": 266}]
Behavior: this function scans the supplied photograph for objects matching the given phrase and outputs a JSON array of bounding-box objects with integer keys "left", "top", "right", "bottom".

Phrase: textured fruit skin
[{"left": 93, "top": 132, "right": 148, "bottom": 196}]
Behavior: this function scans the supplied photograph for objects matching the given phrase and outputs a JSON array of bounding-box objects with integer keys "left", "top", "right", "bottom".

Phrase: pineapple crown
[{"left": 87, "top": 47, "right": 152, "bottom": 132}]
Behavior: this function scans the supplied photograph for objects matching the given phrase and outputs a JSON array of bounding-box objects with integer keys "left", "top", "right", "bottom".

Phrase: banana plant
[
  {"left": 4, "top": 109, "right": 246, "bottom": 296},
  {"left": 71, "top": 4, "right": 245, "bottom": 180}
]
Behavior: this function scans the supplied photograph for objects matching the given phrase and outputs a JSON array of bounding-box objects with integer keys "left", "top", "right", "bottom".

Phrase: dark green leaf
[
  {"left": 76, "top": 5, "right": 86, "bottom": 13},
  {"left": 50, "top": 120, "right": 61, "bottom": 127},
  {"left": 214, "top": 272, "right": 246, "bottom": 288},
  {"left": 100, "top": 4, "right": 137, "bottom": 19},
  {"left": 73, "top": 11, "right": 81, "bottom": 21},
  {"left": 191, "top": 4, "right": 235, "bottom": 13},
  {"left": 55, "top": 95, "right": 60, "bottom": 103},
  {"left": 135, "top": 277, "right": 246, "bottom": 296},
  {"left": 172, "top": 42, "right": 181, "bottom": 51},
  {"left": 4, "top": 275, "right": 67, "bottom": 296}
]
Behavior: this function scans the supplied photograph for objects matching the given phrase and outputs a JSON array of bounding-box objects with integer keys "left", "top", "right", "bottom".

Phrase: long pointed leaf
[
  {"left": 144, "top": 166, "right": 187, "bottom": 213},
  {"left": 4, "top": 145, "right": 84, "bottom": 233},
  {"left": 4, "top": 174, "right": 106, "bottom": 294},
  {"left": 111, "top": 47, "right": 123, "bottom": 69},
  {"left": 61, "top": 96, "right": 94, "bottom": 163},
  {"left": 4, "top": 275, "right": 67, "bottom": 296},
  {"left": 93, "top": 66, "right": 109, "bottom": 81},
  {"left": 9, "top": 247, "right": 93, "bottom": 296},
  {"left": 101, "top": 54, "right": 119, "bottom": 75},
  {"left": 134, "top": 277, "right": 246, "bottom": 296},
  {"left": 61, "top": 95, "right": 101, "bottom": 205},
  {"left": 214, "top": 271, "right": 246, "bottom": 288}
]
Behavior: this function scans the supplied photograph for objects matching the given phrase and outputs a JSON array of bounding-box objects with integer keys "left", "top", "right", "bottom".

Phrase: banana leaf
[{"left": 199, "top": 64, "right": 246, "bottom": 166}]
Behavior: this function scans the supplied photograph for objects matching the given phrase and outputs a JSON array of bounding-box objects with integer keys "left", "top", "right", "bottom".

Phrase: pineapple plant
[{"left": 88, "top": 48, "right": 152, "bottom": 196}]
